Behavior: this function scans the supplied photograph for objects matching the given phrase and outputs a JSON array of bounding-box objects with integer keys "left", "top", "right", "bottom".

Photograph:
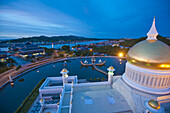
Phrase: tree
[
  {"left": 44, "top": 48, "right": 55, "bottom": 56},
  {"left": 61, "top": 45, "right": 70, "bottom": 53}
]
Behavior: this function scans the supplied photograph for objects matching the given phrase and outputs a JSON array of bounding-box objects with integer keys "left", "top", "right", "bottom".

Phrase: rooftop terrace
[{"left": 71, "top": 83, "right": 132, "bottom": 113}]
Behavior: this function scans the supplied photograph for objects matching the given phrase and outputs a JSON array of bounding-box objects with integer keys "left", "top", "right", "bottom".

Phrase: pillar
[
  {"left": 60, "top": 68, "right": 69, "bottom": 85},
  {"left": 107, "top": 66, "right": 115, "bottom": 85}
]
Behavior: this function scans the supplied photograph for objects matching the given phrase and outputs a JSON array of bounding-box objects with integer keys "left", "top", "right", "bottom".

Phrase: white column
[
  {"left": 108, "top": 73, "right": 113, "bottom": 85},
  {"left": 63, "top": 76, "right": 68, "bottom": 84},
  {"left": 107, "top": 66, "right": 115, "bottom": 85}
]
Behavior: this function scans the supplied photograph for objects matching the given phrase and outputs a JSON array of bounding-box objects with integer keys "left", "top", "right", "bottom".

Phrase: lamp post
[
  {"left": 60, "top": 68, "right": 69, "bottom": 85},
  {"left": 107, "top": 66, "right": 115, "bottom": 85}
]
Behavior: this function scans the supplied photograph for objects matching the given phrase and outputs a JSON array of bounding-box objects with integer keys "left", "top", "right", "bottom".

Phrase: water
[
  {"left": 40, "top": 40, "right": 107, "bottom": 49},
  {"left": 0, "top": 47, "right": 9, "bottom": 51},
  {"left": 0, "top": 57, "right": 126, "bottom": 113}
]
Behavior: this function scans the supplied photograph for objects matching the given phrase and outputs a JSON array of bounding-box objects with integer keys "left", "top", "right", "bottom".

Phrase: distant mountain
[{"left": 1, "top": 35, "right": 101, "bottom": 43}]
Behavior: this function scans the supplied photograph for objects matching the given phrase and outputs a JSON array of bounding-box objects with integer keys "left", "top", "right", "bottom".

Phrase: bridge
[{"left": 92, "top": 64, "right": 108, "bottom": 76}]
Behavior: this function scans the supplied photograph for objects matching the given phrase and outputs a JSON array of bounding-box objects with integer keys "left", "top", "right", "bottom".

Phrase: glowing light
[
  {"left": 118, "top": 53, "right": 123, "bottom": 57},
  {"left": 37, "top": 70, "right": 39, "bottom": 72},
  {"left": 132, "top": 60, "right": 136, "bottom": 62},
  {"left": 160, "top": 64, "right": 170, "bottom": 68}
]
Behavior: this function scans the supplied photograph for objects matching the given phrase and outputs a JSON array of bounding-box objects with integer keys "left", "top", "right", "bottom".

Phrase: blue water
[
  {"left": 40, "top": 40, "right": 107, "bottom": 49},
  {"left": 0, "top": 57, "right": 126, "bottom": 113}
]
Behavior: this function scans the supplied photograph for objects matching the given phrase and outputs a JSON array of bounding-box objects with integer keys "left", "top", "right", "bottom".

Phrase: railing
[
  {"left": 69, "top": 82, "right": 74, "bottom": 113},
  {"left": 57, "top": 85, "right": 65, "bottom": 113},
  {"left": 57, "top": 82, "right": 74, "bottom": 113}
]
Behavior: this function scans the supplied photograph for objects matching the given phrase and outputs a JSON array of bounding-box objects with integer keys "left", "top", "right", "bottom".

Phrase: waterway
[
  {"left": 40, "top": 40, "right": 107, "bottom": 49},
  {"left": 0, "top": 57, "right": 126, "bottom": 113}
]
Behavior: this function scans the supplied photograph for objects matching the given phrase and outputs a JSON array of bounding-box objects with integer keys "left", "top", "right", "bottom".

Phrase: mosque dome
[
  {"left": 122, "top": 17, "right": 170, "bottom": 94},
  {"left": 126, "top": 17, "right": 170, "bottom": 70},
  {"left": 127, "top": 40, "right": 170, "bottom": 70}
]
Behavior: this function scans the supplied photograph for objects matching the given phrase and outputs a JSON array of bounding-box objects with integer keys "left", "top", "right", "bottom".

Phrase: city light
[
  {"left": 118, "top": 53, "right": 123, "bottom": 57},
  {"left": 160, "top": 64, "right": 170, "bottom": 68}
]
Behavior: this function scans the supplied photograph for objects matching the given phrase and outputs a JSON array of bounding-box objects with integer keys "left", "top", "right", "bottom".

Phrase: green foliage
[
  {"left": 119, "top": 35, "right": 170, "bottom": 47},
  {"left": 120, "top": 37, "right": 146, "bottom": 47},
  {"left": 0, "top": 62, "right": 12, "bottom": 74},
  {"left": 15, "top": 79, "right": 45, "bottom": 113},
  {"left": 16, "top": 65, "right": 21, "bottom": 70},
  {"left": 0, "top": 62, "right": 6, "bottom": 68},
  {"left": 6, "top": 58, "right": 16, "bottom": 64},
  {"left": 72, "top": 44, "right": 81, "bottom": 48},
  {"left": 75, "top": 50, "right": 93, "bottom": 56},
  {"left": 44, "top": 48, "right": 54, "bottom": 56},
  {"left": 59, "top": 54, "right": 64, "bottom": 57},
  {"left": 157, "top": 35, "right": 170, "bottom": 46},
  {"left": 61, "top": 45, "right": 70, "bottom": 53},
  {"left": 89, "top": 45, "right": 129, "bottom": 56}
]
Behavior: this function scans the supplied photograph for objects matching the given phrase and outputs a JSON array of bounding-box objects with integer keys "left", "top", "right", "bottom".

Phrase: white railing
[
  {"left": 69, "top": 82, "right": 74, "bottom": 113},
  {"left": 57, "top": 85, "right": 65, "bottom": 113}
]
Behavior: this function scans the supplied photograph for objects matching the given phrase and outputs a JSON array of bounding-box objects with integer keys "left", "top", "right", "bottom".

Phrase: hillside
[{"left": 1, "top": 35, "right": 101, "bottom": 43}]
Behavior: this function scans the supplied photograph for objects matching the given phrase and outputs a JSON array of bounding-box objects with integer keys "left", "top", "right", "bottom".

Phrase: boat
[
  {"left": 84, "top": 60, "right": 88, "bottom": 64},
  {"left": 80, "top": 60, "right": 106, "bottom": 66},
  {"left": 18, "top": 78, "right": 24, "bottom": 82},
  {"left": 98, "top": 59, "right": 102, "bottom": 63}
]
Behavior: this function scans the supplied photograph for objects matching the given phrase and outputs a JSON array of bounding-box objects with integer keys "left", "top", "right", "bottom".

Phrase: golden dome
[
  {"left": 127, "top": 40, "right": 170, "bottom": 70},
  {"left": 62, "top": 68, "right": 67, "bottom": 72},
  {"left": 109, "top": 66, "right": 114, "bottom": 70},
  {"left": 148, "top": 100, "right": 160, "bottom": 109}
]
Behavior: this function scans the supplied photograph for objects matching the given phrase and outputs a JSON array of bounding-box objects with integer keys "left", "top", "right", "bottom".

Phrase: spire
[{"left": 146, "top": 17, "right": 158, "bottom": 40}]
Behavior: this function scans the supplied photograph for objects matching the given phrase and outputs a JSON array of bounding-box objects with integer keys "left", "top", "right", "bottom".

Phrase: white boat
[
  {"left": 84, "top": 60, "right": 88, "bottom": 64},
  {"left": 99, "top": 59, "right": 102, "bottom": 63}
]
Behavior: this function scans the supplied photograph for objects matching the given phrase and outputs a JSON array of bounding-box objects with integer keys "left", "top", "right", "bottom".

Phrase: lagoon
[{"left": 0, "top": 57, "right": 126, "bottom": 113}]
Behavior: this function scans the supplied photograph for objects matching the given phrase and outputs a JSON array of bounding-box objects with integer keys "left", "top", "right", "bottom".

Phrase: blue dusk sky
[{"left": 0, "top": 0, "right": 170, "bottom": 39}]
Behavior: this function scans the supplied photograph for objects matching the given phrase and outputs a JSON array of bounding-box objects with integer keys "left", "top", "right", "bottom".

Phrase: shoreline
[{"left": 0, "top": 56, "right": 125, "bottom": 89}]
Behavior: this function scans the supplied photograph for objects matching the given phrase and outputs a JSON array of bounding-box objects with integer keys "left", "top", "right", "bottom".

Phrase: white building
[{"left": 29, "top": 17, "right": 170, "bottom": 113}]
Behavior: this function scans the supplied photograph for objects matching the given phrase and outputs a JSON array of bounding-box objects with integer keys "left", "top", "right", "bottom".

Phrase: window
[
  {"left": 146, "top": 76, "right": 150, "bottom": 86},
  {"left": 150, "top": 77, "right": 154, "bottom": 86},
  {"left": 142, "top": 75, "right": 145, "bottom": 84},
  {"left": 161, "top": 78, "right": 165, "bottom": 87},
  {"left": 138, "top": 74, "right": 141, "bottom": 83},
  {"left": 154, "top": 78, "right": 158, "bottom": 86},
  {"left": 135, "top": 73, "right": 138, "bottom": 82},
  {"left": 158, "top": 78, "right": 162, "bottom": 87}
]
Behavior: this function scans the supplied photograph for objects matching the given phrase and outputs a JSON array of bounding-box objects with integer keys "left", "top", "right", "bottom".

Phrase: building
[
  {"left": 18, "top": 43, "right": 45, "bottom": 58},
  {"left": 0, "top": 51, "right": 8, "bottom": 62},
  {"left": 29, "top": 17, "right": 170, "bottom": 113}
]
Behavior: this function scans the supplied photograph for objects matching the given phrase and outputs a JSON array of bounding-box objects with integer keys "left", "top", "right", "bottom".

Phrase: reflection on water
[{"left": 0, "top": 57, "right": 126, "bottom": 113}]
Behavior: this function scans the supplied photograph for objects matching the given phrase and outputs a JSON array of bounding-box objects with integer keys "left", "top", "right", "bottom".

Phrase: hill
[{"left": 1, "top": 35, "right": 101, "bottom": 43}]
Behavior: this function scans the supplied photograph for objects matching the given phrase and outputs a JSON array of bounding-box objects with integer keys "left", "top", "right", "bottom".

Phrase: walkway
[
  {"left": 92, "top": 64, "right": 108, "bottom": 76},
  {"left": 57, "top": 83, "right": 73, "bottom": 113}
]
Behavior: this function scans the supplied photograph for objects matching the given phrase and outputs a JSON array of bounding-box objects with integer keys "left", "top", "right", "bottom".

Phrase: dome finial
[{"left": 146, "top": 17, "right": 158, "bottom": 40}]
